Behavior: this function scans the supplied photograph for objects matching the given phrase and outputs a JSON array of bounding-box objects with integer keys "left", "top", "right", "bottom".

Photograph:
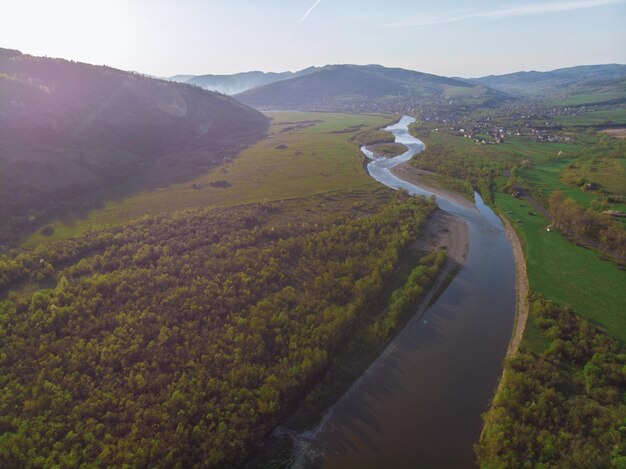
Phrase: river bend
[{"left": 310, "top": 116, "right": 516, "bottom": 468}]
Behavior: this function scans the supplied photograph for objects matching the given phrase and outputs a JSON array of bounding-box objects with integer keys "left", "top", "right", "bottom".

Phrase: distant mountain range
[
  {"left": 0, "top": 48, "right": 268, "bottom": 240},
  {"left": 467, "top": 64, "right": 626, "bottom": 103},
  {"left": 234, "top": 64, "right": 507, "bottom": 112},
  {"left": 164, "top": 68, "right": 318, "bottom": 95},
  {"left": 164, "top": 63, "right": 626, "bottom": 111}
]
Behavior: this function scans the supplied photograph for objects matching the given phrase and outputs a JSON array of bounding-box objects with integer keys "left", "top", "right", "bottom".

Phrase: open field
[
  {"left": 495, "top": 192, "right": 626, "bottom": 343},
  {"left": 601, "top": 127, "right": 626, "bottom": 139},
  {"left": 549, "top": 90, "right": 626, "bottom": 107},
  {"left": 550, "top": 108, "right": 626, "bottom": 126},
  {"left": 23, "top": 112, "right": 391, "bottom": 247},
  {"left": 567, "top": 156, "right": 626, "bottom": 196}
]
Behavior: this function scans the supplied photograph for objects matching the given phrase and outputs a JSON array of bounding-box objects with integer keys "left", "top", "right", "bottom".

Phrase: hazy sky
[{"left": 2, "top": 0, "right": 625, "bottom": 77}]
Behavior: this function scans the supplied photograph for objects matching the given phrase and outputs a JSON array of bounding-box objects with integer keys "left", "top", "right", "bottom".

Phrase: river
[{"left": 299, "top": 116, "right": 516, "bottom": 468}]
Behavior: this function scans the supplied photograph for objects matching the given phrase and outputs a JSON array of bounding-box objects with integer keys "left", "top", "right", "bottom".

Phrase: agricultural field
[{"left": 23, "top": 112, "right": 391, "bottom": 247}]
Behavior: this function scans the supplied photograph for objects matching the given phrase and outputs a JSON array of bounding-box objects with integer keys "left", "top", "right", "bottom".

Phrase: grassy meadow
[
  {"left": 23, "top": 112, "right": 390, "bottom": 247},
  {"left": 548, "top": 89, "right": 626, "bottom": 107},
  {"left": 410, "top": 118, "right": 625, "bottom": 343},
  {"left": 495, "top": 192, "right": 626, "bottom": 343},
  {"left": 550, "top": 108, "right": 626, "bottom": 126}
]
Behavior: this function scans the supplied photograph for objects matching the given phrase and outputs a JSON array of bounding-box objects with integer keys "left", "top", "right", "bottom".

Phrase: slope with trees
[{"left": 236, "top": 64, "right": 508, "bottom": 113}]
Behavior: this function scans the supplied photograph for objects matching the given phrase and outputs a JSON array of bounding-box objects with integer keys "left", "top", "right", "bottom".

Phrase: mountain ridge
[
  {"left": 234, "top": 64, "right": 507, "bottom": 112},
  {"left": 465, "top": 63, "right": 626, "bottom": 100}
]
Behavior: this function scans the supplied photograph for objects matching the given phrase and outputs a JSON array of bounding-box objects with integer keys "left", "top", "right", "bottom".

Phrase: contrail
[
  {"left": 383, "top": 0, "right": 625, "bottom": 28},
  {"left": 299, "top": 0, "right": 323, "bottom": 23},
  {"left": 289, "top": 0, "right": 323, "bottom": 36}
]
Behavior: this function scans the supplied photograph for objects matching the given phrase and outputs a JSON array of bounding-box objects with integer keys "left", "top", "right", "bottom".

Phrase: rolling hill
[
  {"left": 235, "top": 64, "right": 508, "bottom": 113},
  {"left": 0, "top": 48, "right": 269, "bottom": 244},
  {"left": 186, "top": 68, "right": 317, "bottom": 95},
  {"left": 468, "top": 64, "right": 626, "bottom": 104}
]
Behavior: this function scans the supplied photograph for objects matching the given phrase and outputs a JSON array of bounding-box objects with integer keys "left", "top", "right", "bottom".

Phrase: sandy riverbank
[
  {"left": 499, "top": 213, "right": 529, "bottom": 356},
  {"left": 288, "top": 208, "right": 469, "bottom": 468},
  {"left": 394, "top": 162, "right": 529, "bottom": 355},
  {"left": 390, "top": 163, "right": 475, "bottom": 211}
]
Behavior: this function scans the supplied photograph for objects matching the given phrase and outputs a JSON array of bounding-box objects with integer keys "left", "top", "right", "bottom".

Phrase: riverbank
[
  {"left": 499, "top": 213, "right": 529, "bottom": 356},
  {"left": 310, "top": 115, "right": 515, "bottom": 468},
  {"left": 394, "top": 162, "right": 528, "bottom": 355},
  {"left": 288, "top": 208, "right": 469, "bottom": 467},
  {"left": 391, "top": 163, "right": 475, "bottom": 210}
]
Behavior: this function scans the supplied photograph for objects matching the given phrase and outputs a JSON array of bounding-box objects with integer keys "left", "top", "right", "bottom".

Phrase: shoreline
[
  {"left": 392, "top": 163, "right": 529, "bottom": 356},
  {"left": 390, "top": 163, "right": 475, "bottom": 210},
  {"left": 499, "top": 212, "right": 529, "bottom": 357},
  {"left": 288, "top": 208, "right": 469, "bottom": 468},
  {"left": 391, "top": 165, "right": 530, "bottom": 443}
]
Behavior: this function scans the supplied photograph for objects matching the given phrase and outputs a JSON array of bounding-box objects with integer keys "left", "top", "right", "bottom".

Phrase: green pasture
[
  {"left": 23, "top": 112, "right": 390, "bottom": 247},
  {"left": 495, "top": 192, "right": 626, "bottom": 343}
]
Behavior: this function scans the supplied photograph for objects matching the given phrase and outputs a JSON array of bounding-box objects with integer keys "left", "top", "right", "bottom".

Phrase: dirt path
[{"left": 499, "top": 213, "right": 529, "bottom": 357}]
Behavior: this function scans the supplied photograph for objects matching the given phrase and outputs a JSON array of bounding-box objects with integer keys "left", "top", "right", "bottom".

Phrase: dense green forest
[
  {"left": 476, "top": 298, "right": 626, "bottom": 468},
  {"left": 0, "top": 188, "right": 440, "bottom": 467}
]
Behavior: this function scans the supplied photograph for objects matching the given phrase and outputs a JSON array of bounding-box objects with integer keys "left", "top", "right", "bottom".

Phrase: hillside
[
  {"left": 235, "top": 64, "right": 507, "bottom": 113},
  {"left": 468, "top": 64, "right": 626, "bottom": 104},
  {"left": 0, "top": 48, "right": 269, "bottom": 244},
  {"left": 164, "top": 74, "right": 196, "bottom": 83},
  {"left": 187, "top": 68, "right": 317, "bottom": 95}
]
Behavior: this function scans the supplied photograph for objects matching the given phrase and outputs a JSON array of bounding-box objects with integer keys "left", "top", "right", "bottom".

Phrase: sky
[{"left": 2, "top": 0, "right": 625, "bottom": 77}]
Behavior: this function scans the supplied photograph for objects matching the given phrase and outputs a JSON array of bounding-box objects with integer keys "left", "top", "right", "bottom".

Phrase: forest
[
  {"left": 476, "top": 297, "right": 626, "bottom": 468},
  {"left": 0, "top": 189, "right": 441, "bottom": 467}
]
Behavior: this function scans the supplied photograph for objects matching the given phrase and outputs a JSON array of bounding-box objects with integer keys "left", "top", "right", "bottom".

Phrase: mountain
[
  {"left": 468, "top": 64, "right": 626, "bottom": 103},
  {"left": 186, "top": 67, "right": 317, "bottom": 95},
  {"left": 235, "top": 64, "right": 507, "bottom": 112},
  {"left": 164, "top": 74, "right": 196, "bottom": 83},
  {"left": 0, "top": 48, "right": 269, "bottom": 242}
]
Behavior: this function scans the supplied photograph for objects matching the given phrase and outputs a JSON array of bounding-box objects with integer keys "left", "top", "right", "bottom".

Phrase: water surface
[{"left": 310, "top": 116, "right": 516, "bottom": 468}]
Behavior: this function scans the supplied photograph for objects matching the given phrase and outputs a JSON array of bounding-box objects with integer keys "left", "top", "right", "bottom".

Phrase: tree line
[{"left": 476, "top": 297, "right": 625, "bottom": 468}]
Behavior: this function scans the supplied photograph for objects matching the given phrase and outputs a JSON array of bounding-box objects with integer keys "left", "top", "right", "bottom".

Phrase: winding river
[{"left": 300, "top": 116, "right": 516, "bottom": 468}]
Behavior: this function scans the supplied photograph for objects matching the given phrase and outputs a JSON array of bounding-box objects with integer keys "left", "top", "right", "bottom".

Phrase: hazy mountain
[
  {"left": 164, "top": 74, "right": 196, "bottom": 83},
  {"left": 187, "top": 67, "right": 317, "bottom": 95},
  {"left": 467, "top": 64, "right": 626, "bottom": 102},
  {"left": 0, "top": 48, "right": 269, "bottom": 240},
  {"left": 235, "top": 64, "right": 507, "bottom": 112}
]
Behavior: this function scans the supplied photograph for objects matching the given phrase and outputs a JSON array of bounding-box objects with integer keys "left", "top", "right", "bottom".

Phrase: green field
[
  {"left": 23, "top": 112, "right": 390, "bottom": 247},
  {"left": 550, "top": 108, "right": 626, "bottom": 126},
  {"left": 495, "top": 192, "right": 626, "bottom": 343},
  {"left": 549, "top": 89, "right": 626, "bottom": 107},
  {"left": 568, "top": 156, "right": 626, "bottom": 196}
]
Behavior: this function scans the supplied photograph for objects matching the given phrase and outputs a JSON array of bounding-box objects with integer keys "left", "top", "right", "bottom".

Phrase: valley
[
  {"left": 0, "top": 36, "right": 624, "bottom": 468},
  {"left": 21, "top": 112, "right": 391, "bottom": 247}
]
